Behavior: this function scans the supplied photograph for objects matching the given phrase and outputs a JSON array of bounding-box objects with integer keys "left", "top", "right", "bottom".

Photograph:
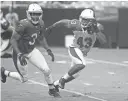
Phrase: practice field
[{"left": 1, "top": 47, "right": 128, "bottom": 101}]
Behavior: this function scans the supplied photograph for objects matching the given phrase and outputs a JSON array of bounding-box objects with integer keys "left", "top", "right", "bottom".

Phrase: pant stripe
[
  {"left": 69, "top": 47, "right": 82, "bottom": 62},
  {"left": 1, "top": 42, "right": 11, "bottom": 52},
  {"left": 12, "top": 50, "right": 23, "bottom": 78}
]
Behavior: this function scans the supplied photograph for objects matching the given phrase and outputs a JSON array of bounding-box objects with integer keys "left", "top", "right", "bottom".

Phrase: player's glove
[
  {"left": 47, "top": 49, "right": 55, "bottom": 62},
  {"left": 18, "top": 53, "right": 27, "bottom": 66}
]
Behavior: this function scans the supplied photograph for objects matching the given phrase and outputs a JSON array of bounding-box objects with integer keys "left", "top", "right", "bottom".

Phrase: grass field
[{"left": 1, "top": 47, "right": 128, "bottom": 101}]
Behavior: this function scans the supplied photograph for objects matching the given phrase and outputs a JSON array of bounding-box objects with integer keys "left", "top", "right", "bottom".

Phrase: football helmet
[
  {"left": 79, "top": 9, "right": 96, "bottom": 28},
  {"left": 26, "top": 3, "right": 43, "bottom": 24},
  {"left": 1, "top": 18, "right": 10, "bottom": 30}
]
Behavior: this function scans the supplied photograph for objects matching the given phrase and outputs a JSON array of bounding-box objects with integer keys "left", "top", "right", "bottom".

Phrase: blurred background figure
[
  {"left": 5, "top": 6, "right": 19, "bottom": 29},
  {"left": 0, "top": 9, "right": 14, "bottom": 58}
]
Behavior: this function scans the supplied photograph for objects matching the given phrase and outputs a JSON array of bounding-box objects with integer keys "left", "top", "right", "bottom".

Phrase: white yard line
[
  {"left": 28, "top": 79, "right": 107, "bottom": 101},
  {"left": 122, "top": 61, "right": 128, "bottom": 64},
  {"left": 55, "top": 54, "right": 128, "bottom": 67},
  {"left": 108, "top": 72, "right": 116, "bottom": 75},
  {"left": 83, "top": 83, "right": 94, "bottom": 86}
]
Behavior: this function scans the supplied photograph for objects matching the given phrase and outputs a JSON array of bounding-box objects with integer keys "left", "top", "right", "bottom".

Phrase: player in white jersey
[{"left": 46, "top": 8, "right": 107, "bottom": 91}]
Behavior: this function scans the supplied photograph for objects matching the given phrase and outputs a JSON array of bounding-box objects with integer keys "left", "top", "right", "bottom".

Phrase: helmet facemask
[
  {"left": 27, "top": 11, "right": 42, "bottom": 24},
  {"left": 79, "top": 16, "right": 96, "bottom": 28},
  {"left": 79, "top": 17, "right": 97, "bottom": 34}
]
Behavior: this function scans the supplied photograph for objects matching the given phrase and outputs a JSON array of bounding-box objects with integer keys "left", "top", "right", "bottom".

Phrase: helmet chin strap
[
  {"left": 29, "top": 19, "right": 39, "bottom": 25},
  {"left": 32, "top": 20, "right": 38, "bottom": 24}
]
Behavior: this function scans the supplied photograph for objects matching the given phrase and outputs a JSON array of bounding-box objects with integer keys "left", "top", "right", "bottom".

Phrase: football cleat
[
  {"left": 48, "top": 88, "right": 61, "bottom": 98},
  {"left": 1, "top": 67, "right": 7, "bottom": 83},
  {"left": 58, "top": 78, "right": 66, "bottom": 89},
  {"left": 54, "top": 84, "right": 59, "bottom": 92}
]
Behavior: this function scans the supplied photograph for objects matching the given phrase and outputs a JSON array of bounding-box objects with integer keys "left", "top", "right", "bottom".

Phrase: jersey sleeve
[
  {"left": 40, "top": 20, "right": 46, "bottom": 35},
  {"left": 52, "top": 19, "right": 71, "bottom": 28},
  {"left": 15, "top": 20, "right": 25, "bottom": 36},
  {"left": 51, "top": 19, "right": 78, "bottom": 29},
  {"left": 37, "top": 20, "right": 46, "bottom": 41},
  {"left": 46, "top": 19, "right": 75, "bottom": 36}
]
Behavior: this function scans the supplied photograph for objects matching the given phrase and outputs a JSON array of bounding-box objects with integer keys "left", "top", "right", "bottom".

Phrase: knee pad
[
  {"left": 68, "top": 64, "right": 85, "bottom": 76},
  {"left": 43, "top": 68, "right": 51, "bottom": 76}
]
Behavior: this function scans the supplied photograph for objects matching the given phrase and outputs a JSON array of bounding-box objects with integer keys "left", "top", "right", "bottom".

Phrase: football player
[
  {"left": 1, "top": 3, "right": 60, "bottom": 97},
  {"left": 0, "top": 10, "right": 14, "bottom": 58},
  {"left": 46, "top": 8, "right": 107, "bottom": 90}
]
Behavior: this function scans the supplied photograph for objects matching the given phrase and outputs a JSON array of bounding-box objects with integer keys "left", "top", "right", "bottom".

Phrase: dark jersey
[{"left": 15, "top": 19, "right": 45, "bottom": 53}]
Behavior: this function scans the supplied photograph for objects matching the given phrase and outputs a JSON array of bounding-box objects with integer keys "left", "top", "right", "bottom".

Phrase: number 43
[{"left": 77, "top": 37, "right": 92, "bottom": 48}]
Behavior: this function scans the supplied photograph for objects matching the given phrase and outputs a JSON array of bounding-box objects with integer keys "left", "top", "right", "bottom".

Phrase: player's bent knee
[
  {"left": 68, "top": 64, "right": 85, "bottom": 76},
  {"left": 43, "top": 68, "right": 51, "bottom": 76}
]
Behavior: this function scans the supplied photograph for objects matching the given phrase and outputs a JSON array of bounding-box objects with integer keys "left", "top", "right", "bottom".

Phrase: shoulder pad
[
  {"left": 97, "top": 23, "right": 104, "bottom": 31},
  {"left": 40, "top": 20, "right": 45, "bottom": 28}
]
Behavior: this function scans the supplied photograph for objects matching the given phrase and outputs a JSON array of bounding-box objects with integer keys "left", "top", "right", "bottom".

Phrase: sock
[
  {"left": 4, "top": 70, "right": 10, "bottom": 76},
  {"left": 48, "top": 84, "right": 54, "bottom": 89},
  {"left": 63, "top": 73, "right": 70, "bottom": 80},
  {"left": 44, "top": 74, "right": 55, "bottom": 89},
  {"left": 7, "top": 71, "right": 23, "bottom": 82},
  {"left": 54, "top": 80, "right": 59, "bottom": 86},
  {"left": 44, "top": 74, "right": 54, "bottom": 84}
]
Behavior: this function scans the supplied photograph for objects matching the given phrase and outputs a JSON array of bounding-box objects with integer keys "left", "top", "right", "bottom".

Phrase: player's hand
[
  {"left": 18, "top": 53, "right": 27, "bottom": 66},
  {"left": 47, "top": 49, "right": 55, "bottom": 62}
]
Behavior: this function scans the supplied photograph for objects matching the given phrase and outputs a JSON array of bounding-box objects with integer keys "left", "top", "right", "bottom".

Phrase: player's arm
[
  {"left": 10, "top": 21, "right": 27, "bottom": 66},
  {"left": 46, "top": 19, "right": 71, "bottom": 37},
  {"left": 10, "top": 22, "right": 24, "bottom": 54},
  {"left": 96, "top": 23, "right": 107, "bottom": 44},
  {"left": 10, "top": 31, "right": 21, "bottom": 54},
  {"left": 39, "top": 34, "right": 50, "bottom": 50},
  {"left": 38, "top": 32, "right": 55, "bottom": 61}
]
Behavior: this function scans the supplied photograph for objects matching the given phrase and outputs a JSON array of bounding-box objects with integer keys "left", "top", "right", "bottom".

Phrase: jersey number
[
  {"left": 29, "top": 33, "right": 37, "bottom": 45},
  {"left": 77, "top": 37, "right": 92, "bottom": 48}
]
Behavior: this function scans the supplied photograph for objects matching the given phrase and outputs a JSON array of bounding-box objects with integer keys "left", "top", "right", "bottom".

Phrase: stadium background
[
  {"left": 1, "top": 1, "right": 128, "bottom": 49},
  {"left": 1, "top": 1, "right": 128, "bottom": 101}
]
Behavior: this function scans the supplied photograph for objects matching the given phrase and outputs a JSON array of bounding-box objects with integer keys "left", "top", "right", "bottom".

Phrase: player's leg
[
  {"left": 28, "top": 48, "right": 60, "bottom": 97},
  {"left": 0, "top": 39, "right": 12, "bottom": 58},
  {"left": 54, "top": 47, "right": 86, "bottom": 89},
  {"left": 1, "top": 50, "right": 28, "bottom": 83}
]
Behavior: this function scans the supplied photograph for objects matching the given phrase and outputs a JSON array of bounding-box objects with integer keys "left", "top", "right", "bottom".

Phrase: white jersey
[
  {"left": 71, "top": 30, "right": 96, "bottom": 54},
  {"left": 48, "top": 19, "right": 102, "bottom": 54}
]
